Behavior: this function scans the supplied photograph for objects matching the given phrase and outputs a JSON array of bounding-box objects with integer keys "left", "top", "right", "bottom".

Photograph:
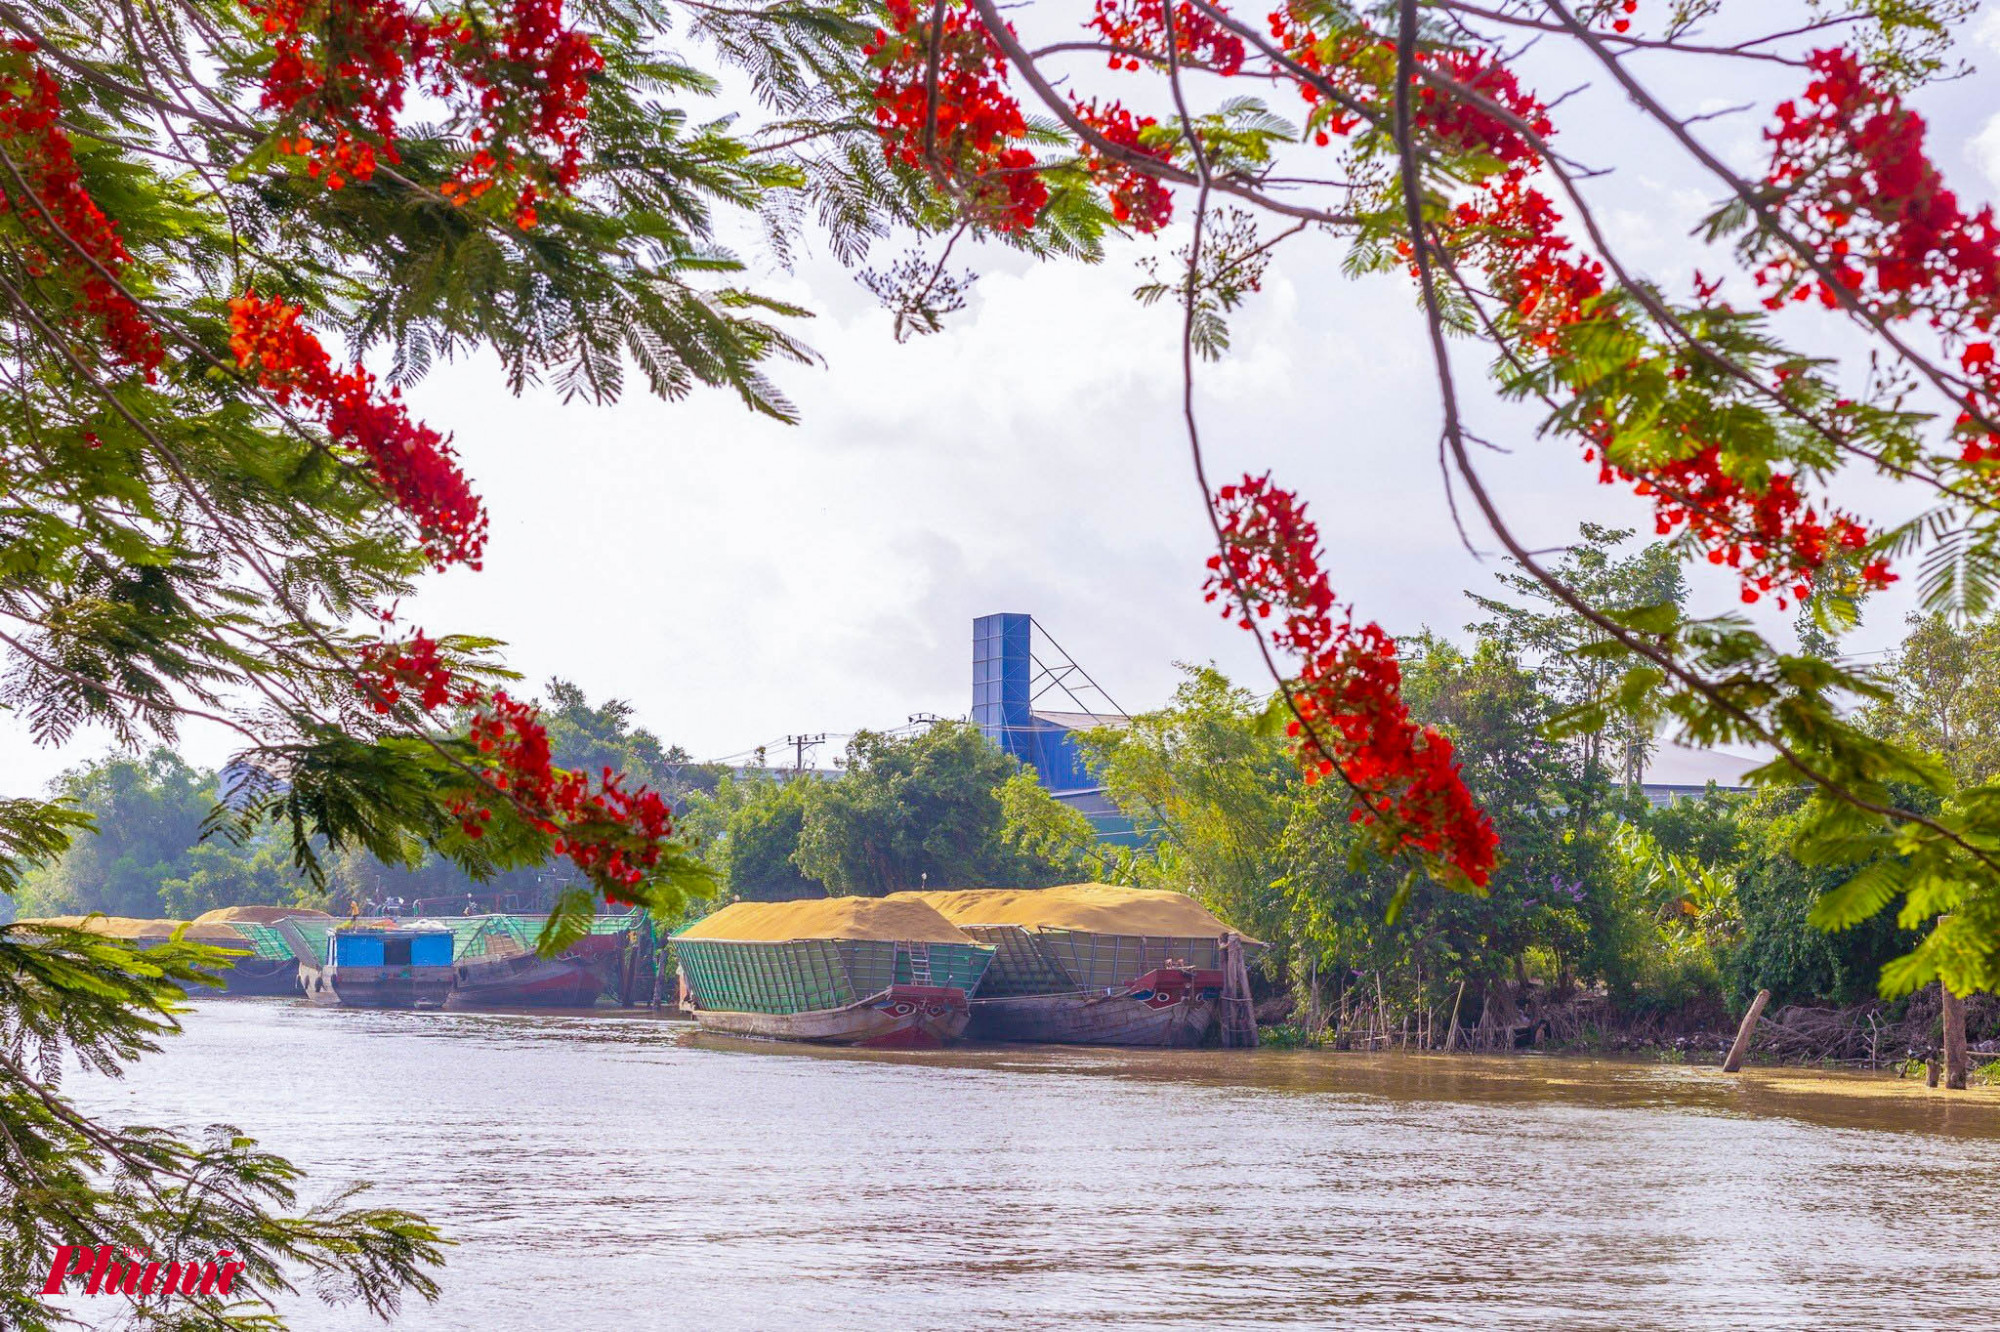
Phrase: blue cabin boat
[{"left": 301, "top": 925, "right": 456, "bottom": 1009}]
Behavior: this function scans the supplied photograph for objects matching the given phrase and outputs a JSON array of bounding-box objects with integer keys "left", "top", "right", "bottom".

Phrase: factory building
[{"left": 971, "top": 613, "right": 1139, "bottom": 842}]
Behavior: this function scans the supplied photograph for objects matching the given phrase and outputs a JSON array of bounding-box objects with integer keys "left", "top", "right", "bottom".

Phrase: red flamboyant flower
[
  {"left": 241, "top": 0, "right": 600, "bottom": 228},
  {"left": 1413, "top": 47, "right": 1550, "bottom": 164},
  {"left": 1760, "top": 48, "right": 2000, "bottom": 461},
  {"left": 863, "top": 0, "right": 1048, "bottom": 232},
  {"left": 357, "top": 630, "right": 476, "bottom": 713},
  {"left": 1586, "top": 437, "right": 1889, "bottom": 605},
  {"left": 357, "top": 631, "right": 676, "bottom": 896},
  {"left": 1204, "top": 473, "right": 1499, "bottom": 886},
  {"left": 1260, "top": 15, "right": 1546, "bottom": 157},
  {"left": 230, "top": 291, "right": 488, "bottom": 569},
  {"left": 1455, "top": 172, "right": 1894, "bottom": 603},
  {"left": 1071, "top": 97, "right": 1174, "bottom": 232},
  {"left": 433, "top": 0, "right": 603, "bottom": 228},
  {"left": 1088, "top": 0, "right": 1244, "bottom": 74},
  {"left": 243, "top": 0, "right": 433, "bottom": 187},
  {"left": 0, "top": 45, "right": 162, "bottom": 378}
]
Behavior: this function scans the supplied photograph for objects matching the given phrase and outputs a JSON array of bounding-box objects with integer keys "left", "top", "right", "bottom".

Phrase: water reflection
[{"left": 68, "top": 1001, "right": 2000, "bottom": 1331}]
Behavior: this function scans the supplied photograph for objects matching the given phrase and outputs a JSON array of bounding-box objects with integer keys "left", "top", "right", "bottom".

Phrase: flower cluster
[
  {"left": 1760, "top": 48, "right": 2000, "bottom": 460},
  {"left": 431, "top": 0, "right": 602, "bottom": 228},
  {"left": 1087, "top": 0, "right": 1245, "bottom": 75},
  {"left": 863, "top": 0, "right": 1047, "bottom": 232},
  {"left": 1446, "top": 133, "right": 1892, "bottom": 603},
  {"left": 1453, "top": 170, "right": 1605, "bottom": 348},
  {"left": 1260, "top": 14, "right": 1547, "bottom": 158},
  {"left": 1412, "top": 48, "right": 1550, "bottom": 165},
  {"left": 357, "top": 631, "right": 473, "bottom": 713},
  {"left": 1589, "top": 441, "right": 1889, "bottom": 605},
  {"left": 242, "top": 0, "right": 601, "bottom": 227},
  {"left": 1262, "top": 12, "right": 1376, "bottom": 142},
  {"left": 230, "top": 291, "right": 488, "bottom": 568},
  {"left": 0, "top": 45, "right": 162, "bottom": 378},
  {"left": 245, "top": 0, "right": 430, "bottom": 189},
  {"left": 1205, "top": 473, "right": 1498, "bottom": 886},
  {"left": 461, "top": 690, "right": 674, "bottom": 898},
  {"left": 356, "top": 632, "right": 676, "bottom": 898},
  {"left": 1072, "top": 98, "right": 1174, "bottom": 232}
]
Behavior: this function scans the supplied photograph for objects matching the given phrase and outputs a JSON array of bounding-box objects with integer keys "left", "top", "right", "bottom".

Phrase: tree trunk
[
  {"left": 1942, "top": 981, "right": 1970, "bottom": 1091},
  {"left": 1306, "top": 954, "right": 1320, "bottom": 1042},
  {"left": 1722, "top": 989, "right": 1770, "bottom": 1073}
]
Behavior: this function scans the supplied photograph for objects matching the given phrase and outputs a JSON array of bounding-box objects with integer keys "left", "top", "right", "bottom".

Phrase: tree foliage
[{"left": 791, "top": 722, "right": 1093, "bottom": 894}]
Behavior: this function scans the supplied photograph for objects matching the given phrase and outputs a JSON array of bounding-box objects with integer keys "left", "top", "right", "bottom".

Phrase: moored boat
[
  {"left": 298, "top": 923, "right": 455, "bottom": 1008},
  {"left": 13, "top": 913, "right": 305, "bottom": 995},
  {"left": 445, "top": 913, "right": 640, "bottom": 1008},
  {"left": 671, "top": 898, "right": 995, "bottom": 1048},
  {"left": 892, "top": 883, "right": 1256, "bottom": 1047},
  {"left": 191, "top": 906, "right": 335, "bottom": 994}
]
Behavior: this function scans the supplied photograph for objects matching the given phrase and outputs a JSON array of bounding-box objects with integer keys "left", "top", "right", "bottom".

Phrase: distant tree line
[{"left": 3, "top": 679, "right": 730, "bottom": 921}]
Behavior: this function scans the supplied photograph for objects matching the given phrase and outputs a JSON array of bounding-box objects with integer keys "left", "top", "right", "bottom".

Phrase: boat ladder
[{"left": 905, "top": 944, "right": 932, "bottom": 986}]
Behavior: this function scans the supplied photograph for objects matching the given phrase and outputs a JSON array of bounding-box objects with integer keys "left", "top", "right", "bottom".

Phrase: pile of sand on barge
[
  {"left": 15, "top": 915, "right": 254, "bottom": 947},
  {"left": 902, "top": 883, "right": 1249, "bottom": 940},
  {"left": 886, "top": 883, "right": 1259, "bottom": 1047},
  {"left": 675, "top": 896, "right": 985, "bottom": 945},
  {"left": 671, "top": 897, "right": 996, "bottom": 1047},
  {"left": 192, "top": 905, "right": 332, "bottom": 926}
]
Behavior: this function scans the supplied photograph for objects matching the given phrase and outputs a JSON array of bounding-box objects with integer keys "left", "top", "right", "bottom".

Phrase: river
[{"left": 66, "top": 999, "right": 2000, "bottom": 1330}]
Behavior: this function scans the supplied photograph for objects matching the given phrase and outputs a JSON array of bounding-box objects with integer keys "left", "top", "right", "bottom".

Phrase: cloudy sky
[{"left": 10, "top": 3, "right": 2000, "bottom": 787}]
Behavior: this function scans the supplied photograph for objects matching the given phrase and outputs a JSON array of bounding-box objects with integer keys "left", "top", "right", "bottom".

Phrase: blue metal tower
[{"left": 971, "top": 614, "right": 1137, "bottom": 840}]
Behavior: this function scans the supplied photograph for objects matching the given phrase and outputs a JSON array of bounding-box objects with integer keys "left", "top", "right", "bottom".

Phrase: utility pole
[{"left": 785, "top": 733, "right": 826, "bottom": 773}]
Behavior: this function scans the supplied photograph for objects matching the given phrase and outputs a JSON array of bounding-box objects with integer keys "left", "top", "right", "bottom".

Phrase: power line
[{"left": 784, "top": 733, "right": 827, "bottom": 772}]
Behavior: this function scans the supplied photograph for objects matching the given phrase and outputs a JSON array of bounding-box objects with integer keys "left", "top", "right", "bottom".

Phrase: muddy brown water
[{"left": 65, "top": 1000, "right": 2000, "bottom": 1330}]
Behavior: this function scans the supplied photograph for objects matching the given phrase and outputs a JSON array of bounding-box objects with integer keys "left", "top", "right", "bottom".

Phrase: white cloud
[{"left": 1973, "top": 113, "right": 2000, "bottom": 196}]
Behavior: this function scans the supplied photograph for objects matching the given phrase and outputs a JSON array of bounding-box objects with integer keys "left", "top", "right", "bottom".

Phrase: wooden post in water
[
  {"left": 1444, "top": 980, "right": 1466, "bottom": 1053},
  {"left": 1218, "top": 933, "right": 1259, "bottom": 1048},
  {"left": 1306, "top": 954, "right": 1320, "bottom": 1043},
  {"left": 1722, "top": 988, "right": 1770, "bottom": 1073},
  {"left": 1374, "top": 971, "right": 1386, "bottom": 1051},
  {"left": 1942, "top": 981, "right": 1970, "bottom": 1090}
]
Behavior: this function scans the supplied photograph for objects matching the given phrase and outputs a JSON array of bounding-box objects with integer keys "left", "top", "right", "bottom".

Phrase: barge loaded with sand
[
  {"left": 188, "top": 905, "right": 334, "bottom": 993},
  {"left": 671, "top": 898, "right": 995, "bottom": 1047},
  {"left": 892, "top": 883, "right": 1259, "bottom": 1047},
  {"left": 16, "top": 908, "right": 333, "bottom": 995}
]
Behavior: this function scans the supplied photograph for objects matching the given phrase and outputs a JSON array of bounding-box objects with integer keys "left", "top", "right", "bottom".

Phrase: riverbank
[
  {"left": 66, "top": 999, "right": 2000, "bottom": 1330},
  {"left": 1266, "top": 983, "right": 2000, "bottom": 1074}
]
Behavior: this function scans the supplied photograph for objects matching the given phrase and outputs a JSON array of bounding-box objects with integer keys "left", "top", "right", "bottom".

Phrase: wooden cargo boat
[
  {"left": 672, "top": 898, "right": 995, "bottom": 1048},
  {"left": 191, "top": 906, "right": 335, "bottom": 994},
  {"left": 445, "top": 914, "right": 639, "bottom": 1008},
  {"left": 893, "top": 884, "right": 1257, "bottom": 1047},
  {"left": 297, "top": 923, "right": 455, "bottom": 1008},
  {"left": 15, "top": 913, "right": 308, "bottom": 995}
]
